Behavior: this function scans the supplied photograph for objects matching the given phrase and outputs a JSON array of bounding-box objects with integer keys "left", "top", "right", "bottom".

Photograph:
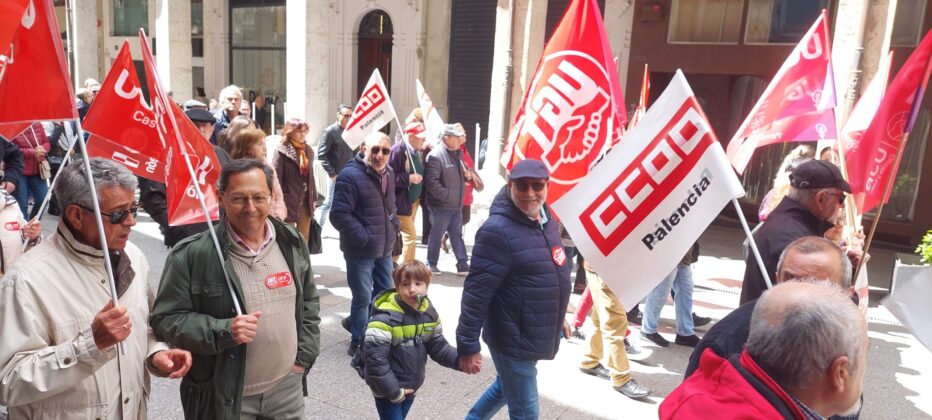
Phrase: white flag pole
[
  {"left": 475, "top": 123, "right": 481, "bottom": 165},
  {"left": 733, "top": 197, "right": 773, "bottom": 290},
  {"left": 270, "top": 103, "right": 276, "bottom": 135}
]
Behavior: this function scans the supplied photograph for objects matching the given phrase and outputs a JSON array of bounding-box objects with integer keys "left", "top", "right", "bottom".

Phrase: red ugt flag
[
  {"left": 846, "top": 31, "right": 932, "bottom": 214},
  {"left": 500, "top": 0, "right": 626, "bottom": 205},
  {"left": 726, "top": 10, "right": 837, "bottom": 174},
  {"left": 139, "top": 30, "right": 220, "bottom": 226},
  {"left": 84, "top": 41, "right": 166, "bottom": 182},
  {"left": 0, "top": 0, "right": 77, "bottom": 139},
  {"left": 0, "top": 0, "right": 29, "bottom": 56}
]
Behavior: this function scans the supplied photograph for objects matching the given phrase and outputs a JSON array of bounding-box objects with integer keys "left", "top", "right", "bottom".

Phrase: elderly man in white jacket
[{"left": 0, "top": 158, "right": 191, "bottom": 419}]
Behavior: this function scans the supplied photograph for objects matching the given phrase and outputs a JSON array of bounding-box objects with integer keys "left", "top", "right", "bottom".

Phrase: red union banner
[
  {"left": 0, "top": 0, "right": 29, "bottom": 59},
  {"left": 553, "top": 71, "right": 744, "bottom": 308},
  {"left": 342, "top": 69, "right": 397, "bottom": 149},
  {"left": 500, "top": 0, "right": 626, "bottom": 204},
  {"left": 84, "top": 41, "right": 165, "bottom": 181},
  {"left": 727, "top": 10, "right": 837, "bottom": 174},
  {"left": 846, "top": 31, "right": 932, "bottom": 214},
  {"left": 0, "top": 0, "right": 76, "bottom": 139}
]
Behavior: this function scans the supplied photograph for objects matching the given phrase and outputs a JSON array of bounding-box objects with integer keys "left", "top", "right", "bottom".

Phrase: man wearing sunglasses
[
  {"left": 316, "top": 104, "right": 355, "bottom": 230},
  {"left": 0, "top": 159, "right": 192, "bottom": 419},
  {"left": 424, "top": 123, "right": 471, "bottom": 275},
  {"left": 457, "top": 159, "right": 572, "bottom": 419},
  {"left": 739, "top": 159, "right": 851, "bottom": 305},
  {"left": 330, "top": 132, "right": 399, "bottom": 357}
]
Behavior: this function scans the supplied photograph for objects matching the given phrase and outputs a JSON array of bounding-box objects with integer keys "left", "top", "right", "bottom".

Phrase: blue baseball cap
[{"left": 508, "top": 159, "right": 550, "bottom": 180}]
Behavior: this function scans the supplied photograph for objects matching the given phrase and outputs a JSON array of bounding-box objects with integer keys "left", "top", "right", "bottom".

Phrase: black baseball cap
[
  {"left": 185, "top": 108, "right": 216, "bottom": 124},
  {"left": 508, "top": 159, "right": 550, "bottom": 180},
  {"left": 790, "top": 159, "right": 851, "bottom": 193}
]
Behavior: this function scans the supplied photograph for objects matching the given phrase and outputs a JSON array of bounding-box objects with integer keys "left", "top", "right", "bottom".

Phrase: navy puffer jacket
[
  {"left": 456, "top": 186, "right": 571, "bottom": 361},
  {"left": 330, "top": 156, "right": 399, "bottom": 259}
]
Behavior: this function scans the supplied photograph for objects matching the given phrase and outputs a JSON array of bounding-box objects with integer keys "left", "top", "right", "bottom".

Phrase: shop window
[
  {"left": 745, "top": 0, "right": 827, "bottom": 44},
  {"left": 112, "top": 0, "right": 148, "bottom": 36},
  {"left": 870, "top": 109, "right": 930, "bottom": 222},
  {"left": 668, "top": 0, "right": 744, "bottom": 44},
  {"left": 891, "top": 0, "right": 927, "bottom": 47},
  {"left": 191, "top": 0, "right": 203, "bottom": 57},
  {"left": 230, "top": 3, "right": 286, "bottom": 132}
]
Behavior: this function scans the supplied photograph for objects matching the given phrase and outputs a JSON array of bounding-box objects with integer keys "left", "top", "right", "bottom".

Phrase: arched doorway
[{"left": 357, "top": 10, "right": 393, "bottom": 99}]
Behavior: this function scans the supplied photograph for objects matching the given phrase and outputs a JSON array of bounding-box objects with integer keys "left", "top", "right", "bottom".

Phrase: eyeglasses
[
  {"left": 513, "top": 180, "right": 547, "bottom": 192},
  {"left": 824, "top": 191, "right": 846, "bottom": 205},
  {"left": 80, "top": 203, "right": 139, "bottom": 224},
  {"left": 226, "top": 193, "right": 271, "bottom": 206},
  {"left": 369, "top": 146, "right": 391, "bottom": 156}
]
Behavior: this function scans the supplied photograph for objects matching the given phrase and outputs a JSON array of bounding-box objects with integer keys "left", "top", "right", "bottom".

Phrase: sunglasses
[
  {"left": 340, "top": 113, "right": 353, "bottom": 118},
  {"left": 513, "top": 180, "right": 547, "bottom": 192},
  {"left": 824, "top": 191, "right": 846, "bottom": 205},
  {"left": 80, "top": 204, "right": 140, "bottom": 224},
  {"left": 369, "top": 146, "right": 391, "bottom": 156}
]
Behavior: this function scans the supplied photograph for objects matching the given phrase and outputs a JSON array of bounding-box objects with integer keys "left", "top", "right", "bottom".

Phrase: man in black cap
[
  {"left": 138, "top": 108, "right": 232, "bottom": 247},
  {"left": 457, "top": 159, "right": 572, "bottom": 418},
  {"left": 739, "top": 159, "right": 851, "bottom": 305}
]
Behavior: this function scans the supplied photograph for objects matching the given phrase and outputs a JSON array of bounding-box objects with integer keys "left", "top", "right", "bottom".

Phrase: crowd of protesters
[{"left": 0, "top": 83, "right": 873, "bottom": 420}]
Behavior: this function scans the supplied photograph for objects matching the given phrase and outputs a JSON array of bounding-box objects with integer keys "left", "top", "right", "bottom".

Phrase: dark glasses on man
[
  {"left": 80, "top": 204, "right": 140, "bottom": 224},
  {"left": 513, "top": 180, "right": 547, "bottom": 192},
  {"left": 824, "top": 191, "right": 845, "bottom": 205},
  {"left": 369, "top": 146, "right": 391, "bottom": 156}
]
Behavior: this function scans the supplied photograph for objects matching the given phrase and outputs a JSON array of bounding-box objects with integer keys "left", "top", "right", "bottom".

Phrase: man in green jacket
[{"left": 151, "top": 159, "right": 321, "bottom": 420}]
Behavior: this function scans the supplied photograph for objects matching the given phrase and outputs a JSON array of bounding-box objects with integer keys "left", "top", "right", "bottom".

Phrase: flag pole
[
  {"left": 733, "top": 197, "right": 774, "bottom": 290},
  {"left": 73, "top": 120, "right": 126, "bottom": 355}
]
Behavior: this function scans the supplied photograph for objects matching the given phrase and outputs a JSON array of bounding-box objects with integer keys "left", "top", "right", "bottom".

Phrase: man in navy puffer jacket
[
  {"left": 456, "top": 159, "right": 571, "bottom": 420},
  {"left": 330, "top": 132, "right": 400, "bottom": 357}
]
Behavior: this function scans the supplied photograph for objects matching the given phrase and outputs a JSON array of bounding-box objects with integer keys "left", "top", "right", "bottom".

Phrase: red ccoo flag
[
  {"left": 139, "top": 30, "right": 220, "bottom": 226},
  {"left": 0, "top": 0, "right": 29, "bottom": 57},
  {"left": 726, "top": 10, "right": 837, "bottom": 174},
  {"left": 846, "top": 31, "right": 932, "bottom": 214},
  {"left": 500, "top": 0, "right": 626, "bottom": 205},
  {"left": 84, "top": 41, "right": 166, "bottom": 181},
  {"left": 0, "top": 0, "right": 77, "bottom": 139}
]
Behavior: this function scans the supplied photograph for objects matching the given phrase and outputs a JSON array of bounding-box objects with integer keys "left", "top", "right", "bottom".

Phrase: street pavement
[{"left": 2, "top": 207, "right": 931, "bottom": 419}]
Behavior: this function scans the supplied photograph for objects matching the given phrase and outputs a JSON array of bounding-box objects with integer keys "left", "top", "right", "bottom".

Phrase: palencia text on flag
[
  {"left": 139, "top": 30, "right": 220, "bottom": 226},
  {"left": 500, "top": 0, "right": 626, "bottom": 205},
  {"left": 726, "top": 10, "right": 836, "bottom": 174},
  {"left": 0, "top": 0, "right": 76, "bottom": 140},
  {"left": 553, "top": 70, "right": 745, "bottom": 309},
  {"left": 342, "top": 69, "right": 397, "bottom": 149},
  {"left": 84, "top": 41, "right": 166, "bottom": 182},
  {"left": 416, "top": 79, "right": 446, "bottom": 145}
]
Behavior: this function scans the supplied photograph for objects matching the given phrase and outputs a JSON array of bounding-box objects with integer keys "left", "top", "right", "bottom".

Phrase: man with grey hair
[
  {"left": 740, "top": 159, "right": 850, "bottom": 305},
  {"left": 663, "top": 281, "right": 867, "bottom": 419},
  {"left": 212, "top": 84, "right": 244, "bottom": 144},
  {"left": 0, "top": 158, "right": 192, "bottom": 419},
  {"left": 424, "top": 123, "right": 471, "bottom": 275}
]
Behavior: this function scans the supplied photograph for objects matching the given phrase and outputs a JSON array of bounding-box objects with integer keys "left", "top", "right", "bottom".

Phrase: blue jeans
[
  {"left": 374, "top": 397, "right": 414, "bottom": 420},
  {"left": 317, "top": 177, "right": 336, "bottom": 229},
  {"left": 426, "top": 207, "right": 468, "bottom": 268},
  {"left": 345, "top": 255, "right": 394, "bottom": 344},
  {"left": 17, "top": 175, "right": 48, "bottom": 220},
  {"left": 642, "top": 264, "right": 695, "bottom": 336},
  {"left": 466, "top": 349, "right": 539, "bottom": 420}
]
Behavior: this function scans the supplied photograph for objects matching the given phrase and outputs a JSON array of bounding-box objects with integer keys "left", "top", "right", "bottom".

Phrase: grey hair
[
  {"left": 54, "top": 158, "right": 137, "bottom": 210},
  {"left": 218, "top": 85, "right": 243, "bottom": 99},
  {"left": 364, "top": 131, "right": 390, "bottom": 147},
  {"left": 776, "top": 236, "right": 852, "bottom": 287},
  {"left": 786, "top": 186, "right": 834, "bottom": 207},
  {"left": 746, "top": 281, "right": 864, "bottom": 390}
]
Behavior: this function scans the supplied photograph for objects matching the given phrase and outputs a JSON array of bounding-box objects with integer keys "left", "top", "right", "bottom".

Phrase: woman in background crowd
[{"left": 272, "top": 118, "right": 317, "bottom": 240}]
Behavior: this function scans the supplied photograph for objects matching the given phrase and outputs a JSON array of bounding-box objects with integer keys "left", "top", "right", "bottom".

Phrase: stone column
[
  {"left": 604, "top": 0, "right": 636, "bottom": 111},
  {"left": 482, "top": 0, "right": 548, "bottom": 194},
  {"left": 286, "top": 0, "right": 330, "bottom": 139},
  {"left": 422, "top": 0, "right": 452, "bottom": 119},
  {"left": 155, "top": 0, "right": 193, "bottom": 101},
  {"left": 202, "top": 0, "right": 229, "bottom": 100},
  {"left": 71, "top": 0, "right": 100, "bottom": 85}
]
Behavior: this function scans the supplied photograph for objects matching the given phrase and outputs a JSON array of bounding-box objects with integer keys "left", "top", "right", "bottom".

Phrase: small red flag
[
  {"left": 84, "top": 41, "right": 166, "bottom": 181},
  {"left": 726, "top": 10, "right": 836, "bottom": 174},
  {"left": 846, "top": 31, "right": 932, "bottom": 214},
  {"left": 139, "top": 30, "right": 220, "bottom": 226},
  {"left": 0, "top": 0, "right": 76, "bottom": 139},
  {"left": 500, "top": 0, "right": 626, "bottom": 205}
]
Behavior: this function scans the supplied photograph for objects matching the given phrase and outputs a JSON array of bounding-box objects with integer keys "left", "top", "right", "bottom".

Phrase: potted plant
[
  {"left": 891, "top": 230, "right": 931, "bottom": 291},
  {"left": 916, "top": 230, "right": 932, "bottom": 264}
]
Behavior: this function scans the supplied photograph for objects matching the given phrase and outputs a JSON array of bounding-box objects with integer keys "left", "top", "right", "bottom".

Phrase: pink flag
[{"left": 726, "top": 10, "right": 836, "bottom": 174}]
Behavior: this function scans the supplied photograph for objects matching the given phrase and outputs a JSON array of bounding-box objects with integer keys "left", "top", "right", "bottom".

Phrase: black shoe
[
  {"left": 572, "top": 327, "right": 586, "bottom": 341},
  {"left": 624, "top": 338, "right": 641, "bottom": 355},
  {"left": 340, "top": 317, "right": 351, "bottom": 333},
  {"left": 626, "top": 307, "right": 642, "bottom": 325},
  {"left": 640, "top": 331, "right": 669, "bottom": 347},
  {"left": 675, "top": 334, "right": 701, "bottom": 347},
  {"left": 693, "top": 312, "right": 712, "bottom": 327},
  {"left": 456, "top": 263, "right": 469, "bottom": 276},
  {"left": 579, "top": 364, "right": 610, "bottom": 380},
  {"left": 614, "top": 379, "right": 651, "bottom": 398},
  {"left": 347, "top": 341, "right": 359, "bottom": 356}
]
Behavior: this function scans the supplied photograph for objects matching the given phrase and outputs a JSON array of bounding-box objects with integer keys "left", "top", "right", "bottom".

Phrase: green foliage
[{"left": 917, "top": 230, "right": 932, "bottom": 264}]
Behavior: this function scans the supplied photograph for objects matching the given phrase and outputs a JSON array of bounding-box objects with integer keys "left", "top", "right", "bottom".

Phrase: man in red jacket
[{"left": 661, "top": 281, "right": 867, "bottom": 419}]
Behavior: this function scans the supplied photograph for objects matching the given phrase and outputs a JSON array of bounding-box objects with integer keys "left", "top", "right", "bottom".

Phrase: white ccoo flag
[
  {"left": 342, "top": 69, "right": 398, "bottom": 149},
  {"left": 553, "top": 70, "right": 745, "bottom": 308},
  {"left": 416, "top": 79, "right": 446, "bottom": 145}
]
